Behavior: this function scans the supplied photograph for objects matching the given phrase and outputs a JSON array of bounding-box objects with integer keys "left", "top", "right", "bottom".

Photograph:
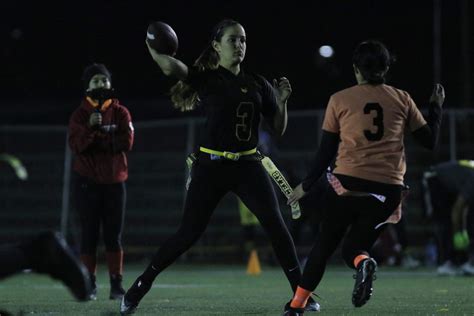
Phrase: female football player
[
  {"left": 283, "top": 40, "right": 445, "bottom": 315},
  {"left": 120, "top": 19, "right": 319, "bottom": 314}
]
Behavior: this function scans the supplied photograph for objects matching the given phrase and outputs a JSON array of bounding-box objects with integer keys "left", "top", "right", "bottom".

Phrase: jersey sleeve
[
  {"left": 321, "top": 96, "right": 340, "bottom": 133},
  {"left": 406, "top": 95, "right": 427, "bottom": 131},
  {"left": 257, "top": 75, "right": 278, "bottom": 118}
]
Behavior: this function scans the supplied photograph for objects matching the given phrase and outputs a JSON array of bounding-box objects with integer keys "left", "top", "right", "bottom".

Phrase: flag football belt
[
  {"left": 199, "top": 146, "right": 258, "bottom": 161},
  {"left": 186, "top": 148, "right": 301, "bottom": 219}
]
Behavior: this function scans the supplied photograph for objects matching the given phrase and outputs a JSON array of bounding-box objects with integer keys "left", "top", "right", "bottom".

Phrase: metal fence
[{"left": 1, "top": 109, "right": 473, "bottom": 260}]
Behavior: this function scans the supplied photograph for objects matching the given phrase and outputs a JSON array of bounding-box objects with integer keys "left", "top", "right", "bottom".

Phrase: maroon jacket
[{"left": 68, "top": 98, "right": 134, "bottom": 184}]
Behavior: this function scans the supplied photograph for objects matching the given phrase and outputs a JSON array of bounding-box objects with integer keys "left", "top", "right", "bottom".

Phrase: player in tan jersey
[
  {"left": 282, "top": 41, "right": 445, "bottom": 315},
  {"left": 324, "top": 84, "right": 428, "bottom": 185}
]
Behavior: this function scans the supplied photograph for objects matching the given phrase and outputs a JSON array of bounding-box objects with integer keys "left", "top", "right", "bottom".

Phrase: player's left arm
[
  {"left": 271, "top": 77, "right": 291, "bottom": 136},
  {"left": 288, "top": 130, "right": 339, "bottom": 203},
  {"left": 411, "top": 84, "right": 445, "bottom": 150}
]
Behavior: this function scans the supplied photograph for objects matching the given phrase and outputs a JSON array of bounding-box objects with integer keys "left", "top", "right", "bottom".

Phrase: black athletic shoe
[
  {"left": 305, "top": 296, "right": 321, "bottom": 312},
  {"left": 352, "top": 258, "right": 377, "bottom": 307},
  {"left": 89, "top": 274, "right": 97, "bottom": 300},
  {"left": 32, "top": 231, "right": 92, "bottom": 301},
  {"left": 120, "top": 277, "right": 152, "bottom": 315},
  {"left": 110, "top": 274, "right": 126, "bottom": 300},
  {"left": 283, "top": 301, "right": 305, "bottom": 315}
]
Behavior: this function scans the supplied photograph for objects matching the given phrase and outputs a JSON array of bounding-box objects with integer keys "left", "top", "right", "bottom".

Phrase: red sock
[
  {"left": 80, "top": 254, "right": 97, "bottom": 275},
  {"left": 106, "top": 251, "right": 123, "bottom": 276},
  {"left": 290, "top": 286, "right": 311, "bottom": 308}
]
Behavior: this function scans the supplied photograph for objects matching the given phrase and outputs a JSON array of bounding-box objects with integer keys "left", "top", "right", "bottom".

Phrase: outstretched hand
[
  {"left": 287, "top": 183, "right": 307, "bottom": 205},
  {"left": 273, "top": 77, "right": 292, "bottom": 104},
  {"left": 429, "top": 83, "right": 445, "bottom": 107}
]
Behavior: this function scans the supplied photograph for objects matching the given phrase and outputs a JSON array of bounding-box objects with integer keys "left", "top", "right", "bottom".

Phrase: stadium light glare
[{"left": 319, "top": 45, "right": 334, "bottom": 58}]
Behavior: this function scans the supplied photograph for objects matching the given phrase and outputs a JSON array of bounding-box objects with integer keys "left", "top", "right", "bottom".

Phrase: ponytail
[
  {"left": 170, "top": 45, "right": 219, "bottom": 111},
  {"left": 170, "top": 19, "right": 240, "bottom": 112}
]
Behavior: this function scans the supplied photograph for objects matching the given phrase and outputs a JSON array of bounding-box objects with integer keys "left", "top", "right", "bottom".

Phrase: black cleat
[
  {"left": 110, "top": 274, "right": 126, "bottom": 300},
  {"left": 283, "top": 301, "right": 305, "bottom": 315},
  {"left": 352, "top": 258, "right": 377, "bottom": 307},
  {"left": 120, "top": 277, "right": 152, "bottom": 315},
  {"left": 120, "top": 296, "right": 137, "bottom": 315},
  {"left": 305, "top": 296, "right": 321, "bottom": 312},
  {"left": 32, "top": 232, "right": 92, "bottom": 301}
]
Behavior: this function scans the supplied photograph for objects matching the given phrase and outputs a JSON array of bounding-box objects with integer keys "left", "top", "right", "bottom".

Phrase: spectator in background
[
  {"left": 422, "top": 160, "right": 474, "bottom": 275},
  {"left": 68, "top": 63, "right": 134, "bottom": 300}
]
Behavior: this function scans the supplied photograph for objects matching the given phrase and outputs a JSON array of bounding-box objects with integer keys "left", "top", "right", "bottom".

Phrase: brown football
[{"left": 146, "top": 21, "right": 178, "bottom": 56}]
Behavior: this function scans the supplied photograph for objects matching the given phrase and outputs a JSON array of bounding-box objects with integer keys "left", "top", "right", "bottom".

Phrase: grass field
[{"left": 0, "top": 264, "right": 473, "bottom": 315}]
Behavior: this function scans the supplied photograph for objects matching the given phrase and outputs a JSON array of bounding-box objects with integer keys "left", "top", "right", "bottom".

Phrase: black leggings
[
  {"left": 146, "top": 158, "right": 301, "bottom": 290},
  {"left": 73, "top": 174, "right": 126, "bottom": 254},
  {"left": 0, "top": 242, "right": 29, "bottom": 279},
  {"left": 426, "top": 176, "right": 474, "bottom": 262},
  {"left": 300, "top": 184, "right": 401, "bottom": 291}
]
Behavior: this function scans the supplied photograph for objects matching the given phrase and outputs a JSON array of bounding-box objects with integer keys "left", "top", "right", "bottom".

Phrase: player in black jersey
[{"left": 120, "top": 19, "right": 320, "bottom": 314}]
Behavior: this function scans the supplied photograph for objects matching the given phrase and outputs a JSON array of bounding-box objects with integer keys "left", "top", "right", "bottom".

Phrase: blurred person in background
[
  {"left": 284, "top": 40, "right": 444, "bottom": 314},
  {"left": 422, "top": 160, "right": 474, "bottom": 276},
  {"left": 120, "top": 19, "right": 320, "bottom": 314},
  {"left": 68, "top": 63, "right": 134, "bottom": 300},
  {"left": 0, "top": 154, "right": 92, "bottom": 302},
  {"left": 0, "top": 231, "right": 92, "bottom": 302}
]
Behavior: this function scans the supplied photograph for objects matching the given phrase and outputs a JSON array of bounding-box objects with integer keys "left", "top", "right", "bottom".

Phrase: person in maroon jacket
[{"left": 68, "top": 63, "right": 134, "bottom": 301}]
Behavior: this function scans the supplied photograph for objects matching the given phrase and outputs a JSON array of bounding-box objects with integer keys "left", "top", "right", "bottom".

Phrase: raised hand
[
  {"left": 429, "top": 83, "right": 445, "bottom": 107},
  {"left": 273, "top": 77, "right": 292, "bottom": 104}
]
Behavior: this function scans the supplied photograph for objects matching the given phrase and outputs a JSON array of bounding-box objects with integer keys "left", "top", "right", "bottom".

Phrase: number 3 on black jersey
[
  {"left": 236, "top": 102, "right": 254, "bottom": 141},
  {"left": 363, "top": 103, "right": 384, "bottom": 141}
]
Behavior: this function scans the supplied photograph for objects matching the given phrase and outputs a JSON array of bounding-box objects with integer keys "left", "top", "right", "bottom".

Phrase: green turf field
[{"left": 0, "top": 264, "right": 473, "bottom": 315}]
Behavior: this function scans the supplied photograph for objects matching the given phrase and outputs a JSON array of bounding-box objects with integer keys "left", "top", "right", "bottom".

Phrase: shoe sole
[{"left": 352, "top": 259, "right": 377, "bottom": 307}]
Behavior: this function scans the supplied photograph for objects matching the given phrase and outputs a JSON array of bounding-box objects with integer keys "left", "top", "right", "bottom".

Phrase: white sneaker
[
  {"left": 401, "top": 255, "right": 421, "bottom": 269},
  {"left": 437, "top": 261, "right": 458, "bottom": 276},
  {"left": 461, "top": 261, "right": 474, "bottom": 275}
]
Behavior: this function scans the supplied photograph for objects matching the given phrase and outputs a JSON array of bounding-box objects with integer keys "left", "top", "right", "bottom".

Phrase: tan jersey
[{"left": 322, "top": 84, "right": 427, "bottom": 185}]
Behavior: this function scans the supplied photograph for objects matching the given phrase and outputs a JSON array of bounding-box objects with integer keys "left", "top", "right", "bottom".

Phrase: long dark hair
[
  {"left": 352, "top": 40, "right": 394, "bottom": 84},
  {"left": 170, "top": 19, "right": 241, "bottom": 111}
]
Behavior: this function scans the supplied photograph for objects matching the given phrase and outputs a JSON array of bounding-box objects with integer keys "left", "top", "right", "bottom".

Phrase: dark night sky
[{"left": 0, "top": 0, "right": 472, "bottom": 123}]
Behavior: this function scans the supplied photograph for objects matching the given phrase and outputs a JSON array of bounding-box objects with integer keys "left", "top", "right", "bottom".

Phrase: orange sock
[
  {"left": 290, "top": 286, "right": 311, "bottom": 308},
  {"left": 353, "top": 254, "right": 369, "bottom": 269}
]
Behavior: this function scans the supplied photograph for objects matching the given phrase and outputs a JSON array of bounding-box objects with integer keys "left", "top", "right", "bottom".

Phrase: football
[{"left": 146, "top": 21, "right": 178, "bottom": 56}]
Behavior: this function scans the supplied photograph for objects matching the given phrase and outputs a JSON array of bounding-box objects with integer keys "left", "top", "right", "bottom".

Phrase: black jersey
[
  {"left": 186, "top": 66, "right": 278, "bottom": 152},
  {"left": 434, "top": 161, "right": 474, "bottom": 204}
]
